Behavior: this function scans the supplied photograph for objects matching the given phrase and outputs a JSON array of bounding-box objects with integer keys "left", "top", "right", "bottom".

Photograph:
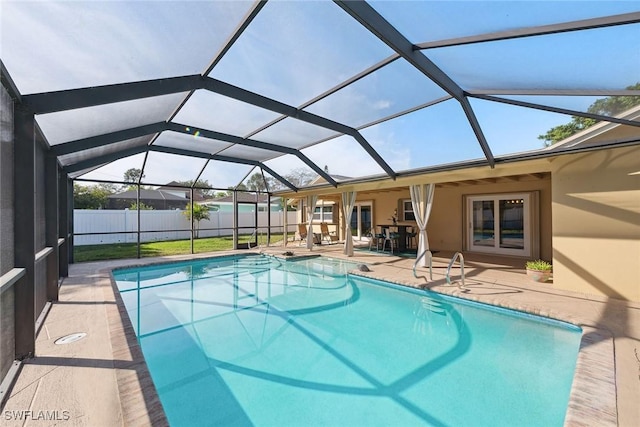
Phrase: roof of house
[
  {"left": 108, "top": 189, "right": 188, "bottom": 201},
  {"left": 204, "top": 193, "right": 278, "bottom": 204}
]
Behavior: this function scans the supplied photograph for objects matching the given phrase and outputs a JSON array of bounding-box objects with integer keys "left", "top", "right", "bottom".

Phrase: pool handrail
[
  {"left": 412, "top": 249, "right": 433, "bottom": 281},
  {"left": 445, "top": 252, "right": 466, "bottom": 290}
]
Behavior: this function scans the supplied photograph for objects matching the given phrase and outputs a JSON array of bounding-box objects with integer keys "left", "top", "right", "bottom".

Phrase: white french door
[
  {"left": 466, "top": 193, "right": 532, "bottom": 257},
  {"left": 350, "top": 202, "right": 372, "bottom": 241}
]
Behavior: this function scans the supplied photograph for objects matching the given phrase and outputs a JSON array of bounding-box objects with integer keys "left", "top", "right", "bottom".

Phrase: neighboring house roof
[
  {"left": 545, "top": 104, "right": 640, "bottom": 151},
  {"left": 156, "top": 181, "right": 207, "bottom": 201},
  {"left": 108, "top": 189, "right": 187, "bottom": 201},
  {"left": 203, "top": 193, "right": 277, "bottom": 204}
]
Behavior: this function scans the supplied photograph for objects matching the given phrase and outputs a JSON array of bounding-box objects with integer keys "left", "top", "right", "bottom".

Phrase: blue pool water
[{"left": 113, "top": 254, "right": 581, "bottom": 427}]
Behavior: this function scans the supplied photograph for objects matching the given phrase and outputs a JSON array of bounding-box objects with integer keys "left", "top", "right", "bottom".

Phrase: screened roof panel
[
  {"left": 141, "top": 152, "right": 207, "bottom": 185},
  {"left": 172, "top": 90, "right": 282, "bottom": 137},
  {"left": 371, "top": 1, "right": 640, "bottom": 44},
  {"left": 4, "top": 2, "right": 638, "bottom": 192},
  {"left": 251, "top": 118, "right": 341, "bottom": 149},
  {"left": 494, "top": 95, "right": 640, "bottom": 123},
  {"left": 427, "top": 24, "right": 640, "bottom": 91},
  {"left": 216, "top": 145, "right": 281, "bottom": 163},
  {"left": 301, "top": 136, "right": 386, "bottom": 180},
  {"left": 1, "top": 1, "right": 253, "bottom": 94},
  {"left": 360, "top": 99, "right": 486, "bottom": 170},
  {"left": 79, "top": 153, "right": 147, "bottom": 182},
  {"left": 198, "top": 160, "right": 254, "bottom": 190},
  {"left": 263, "top": 155, "right": 317, "bottom": 187},
  {"left": 303, "top": 59, "right": 449, "bottom": 128},
  {"left": 209, "top": 0, "right": 394, "bottom": 106},
  {"left": 58, "top": 136, "right": 151, "bottom": 167},
  {"left": 36, "top": 92, "right": 188, "bottom": 145},
  {"left": 469, "top": 98, "right": 582, "bottom": 156},
  {"left": 153, "top": 131, "right": 232, "bottom": 155}
]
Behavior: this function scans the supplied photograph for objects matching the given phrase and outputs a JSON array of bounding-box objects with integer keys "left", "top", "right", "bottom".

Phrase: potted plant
[{"left": 525, "top": 259, "right": 552, "bottom": 282}]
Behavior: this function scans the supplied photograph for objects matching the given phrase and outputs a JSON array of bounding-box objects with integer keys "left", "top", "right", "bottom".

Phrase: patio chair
[
  {"left": 320, "top": 222, "right": 339, "bottom": 244},
  {"left": 297, "top": 224, "right": 308, "bottom": 246}
]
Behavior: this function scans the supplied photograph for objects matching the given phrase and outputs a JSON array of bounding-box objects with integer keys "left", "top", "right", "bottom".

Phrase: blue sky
[{"left": 2, "top": 1, "right": 638, "bottom": 186}]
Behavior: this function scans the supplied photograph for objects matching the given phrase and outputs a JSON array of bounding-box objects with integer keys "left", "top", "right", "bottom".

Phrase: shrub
[{"left": 525, "top": 259, "right": 552, "bottom": 271}]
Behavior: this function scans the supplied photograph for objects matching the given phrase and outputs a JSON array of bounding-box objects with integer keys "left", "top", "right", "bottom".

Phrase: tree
[
  {"left": 538, "top": 83, "right": 640, "bottom": 146},
  {"left": 123, "top": 168, "right": 144, "bottom": 187},
  {"left": 285, "top": 168, "right": 316, "bottom": 187},
  {"left": 73, "top": 183, "right": 114, "bottom": 209},
  {"left": 245, "top": 173, "right": 269, "bottom": 192},
  {"left": 229, "top": 183, "right": 248, "bottom": 192},
  {"left": 182, "top": 203, "right": 210, "bottom": 238},
  {"left": 174, "top": 179, "right": 215, "bottom": 199},
  {"left": 129, "top": 202, "right": 154, "bottom": 210}
]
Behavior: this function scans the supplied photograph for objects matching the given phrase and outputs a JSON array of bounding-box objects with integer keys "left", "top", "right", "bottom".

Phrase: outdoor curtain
[
  {"left": 305, "top": 195, "right": 318, "bottom": 249},
  {"left": 410, "top": 183, "right": 435, "bottom": 267},
  {"left": 341, "top": 191, "right": 357, "bottom": 256}
]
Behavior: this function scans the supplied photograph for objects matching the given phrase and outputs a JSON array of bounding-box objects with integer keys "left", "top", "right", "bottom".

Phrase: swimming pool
[{"left": 113, "top": 254, "right": 581, "bottom": 426}]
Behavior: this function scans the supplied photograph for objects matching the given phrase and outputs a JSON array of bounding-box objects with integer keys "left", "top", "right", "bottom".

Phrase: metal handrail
[
  {"left": 413, "top": 249, "right": 433, "bottom": 281},
  {"left": 445, "top": 252, "right": 466, "bottom": 290}
]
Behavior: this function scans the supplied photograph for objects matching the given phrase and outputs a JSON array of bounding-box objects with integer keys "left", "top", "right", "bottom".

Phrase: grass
[{"left": 74, "top": 233, "right": 285, "bottom": 263}]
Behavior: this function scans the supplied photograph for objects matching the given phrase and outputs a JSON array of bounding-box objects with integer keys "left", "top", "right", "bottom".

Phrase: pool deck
[{"left": 3, "top": 245, "right": 639, "bottom": 426}]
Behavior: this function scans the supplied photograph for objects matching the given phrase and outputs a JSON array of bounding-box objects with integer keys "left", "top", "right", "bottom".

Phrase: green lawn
[{"left": 74, "top": 233, "right": 284, "bottom": 262}]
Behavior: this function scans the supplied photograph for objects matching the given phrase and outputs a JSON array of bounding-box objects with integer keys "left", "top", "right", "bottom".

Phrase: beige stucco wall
[
  {"left": 551, "top": 145, "right": 640, "bottom": 301},
  {"left": 354, "top": 177, "right": 553, "bottom": 259},
  {"left": 429, "top": 178, "right": 552, "bottom": 260}
]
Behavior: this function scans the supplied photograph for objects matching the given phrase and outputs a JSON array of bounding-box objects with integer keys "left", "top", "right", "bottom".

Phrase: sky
[{"left": 2, "top": 1, "right": 638, "bottom": 188}]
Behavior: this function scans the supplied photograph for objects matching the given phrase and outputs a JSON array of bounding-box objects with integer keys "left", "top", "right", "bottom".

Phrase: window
[
  {"left": 313, "top": 205, "right": 333, "bottom": 222},
  {"left": 402, "top": 199, "right": 415, "bottom": 221}
]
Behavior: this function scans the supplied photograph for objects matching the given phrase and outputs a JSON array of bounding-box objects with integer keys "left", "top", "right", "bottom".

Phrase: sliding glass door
[{"left": 467, "top": 194, "right": 531, "bottom": 256}]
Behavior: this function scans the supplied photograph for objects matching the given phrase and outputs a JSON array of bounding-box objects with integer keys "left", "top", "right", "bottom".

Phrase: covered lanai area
[{"left": 1, "top": 1, "right": 639, "bottom": 425}]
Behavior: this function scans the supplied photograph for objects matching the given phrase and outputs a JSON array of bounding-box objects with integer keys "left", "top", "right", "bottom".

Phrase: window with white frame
[
  {"left": 313, "top": 206, "right": 333, "bottom": 222},
  {"left": 402, "top": 199, "right": 415, "bottom": 221}
]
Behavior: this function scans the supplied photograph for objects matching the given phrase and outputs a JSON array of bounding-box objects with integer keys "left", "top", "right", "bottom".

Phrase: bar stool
[
  {"left": 382, "top": 227, "right": 400, "bottom": 254},
  {"left": 369, "top": 227, "right": 385, "bottom": 251},
  {"left": 406, "top": 226, "right": 417, "bottom": 249}
]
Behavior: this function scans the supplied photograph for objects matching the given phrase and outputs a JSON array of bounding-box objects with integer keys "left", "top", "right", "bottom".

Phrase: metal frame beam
[
  {"left": 23, "top": 75, "right": 203, "bottom": 114},
  {"left": 57, "top": 170, "right": 69, "bottom": 277},
  {"left": 45, "top": 148, "right": 60, "bottom": 302},
  {"left": 335, "top": 0, "right": 495, "bottom": 168},
  {"left": 201, "top": 77, "right": 397, "bottom": 178},
  {"left": 158, "top": 122, "right": 339, "bottom": 186},
  {"left": 63, "top": 145, "right": 149, "bottom": 173},
  {"left": 244, "top": 54, "right": 400, "bottom": 138},
  {"left": 469, "top": 94, "right": 640, "bottom": 128},
  {"left": 52, "top": 120, "right": 338, "bottom": 187},
  {"left": 466, "top": 89, "right": 640, "bottom": 97},
  {"left": 148, "top": 145, "right": 298, "bottom": 191},
  {"left": 51, "top": 122, "right": 164, "bottom": 155},
  {"left": 13, "top": 105, "right": 36, "bottom": 359},
  {"left": 416, "top": 12, "right": 640, "bottom": 49}
]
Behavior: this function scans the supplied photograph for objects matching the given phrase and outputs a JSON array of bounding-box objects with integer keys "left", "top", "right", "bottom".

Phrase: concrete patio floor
[{"left": 3, "top": 244, "right": 639, "bottom": 426}]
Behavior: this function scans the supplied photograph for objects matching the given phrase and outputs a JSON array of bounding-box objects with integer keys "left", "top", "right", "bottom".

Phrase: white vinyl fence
[{"left": 74, "top": 209, "right": 298, "bottom": 246}]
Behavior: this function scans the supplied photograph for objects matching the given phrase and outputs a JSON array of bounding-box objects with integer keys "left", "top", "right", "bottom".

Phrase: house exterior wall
[
  {"left": 429, "top": 178, "right": 552, "bottom": 259},
  {"left": 354, "top": 178, "right": 552, "bottom": 260},
  {"left": 551, "top": 145, "right": 640, "bottom": 301}
]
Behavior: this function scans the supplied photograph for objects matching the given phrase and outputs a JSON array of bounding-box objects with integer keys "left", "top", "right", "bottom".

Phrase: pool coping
[{"left": 103, "top": 251, "right": 617, "bottom": 427}]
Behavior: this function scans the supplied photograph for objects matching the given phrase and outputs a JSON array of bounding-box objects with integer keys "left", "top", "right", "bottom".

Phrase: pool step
[{"left": 420, "top": 297, "right": 446, "bottom": 315}]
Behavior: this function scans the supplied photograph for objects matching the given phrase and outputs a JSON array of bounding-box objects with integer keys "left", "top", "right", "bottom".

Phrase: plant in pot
[{"left": 525, "top": 259, "right": 552, "bottom": 282}]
